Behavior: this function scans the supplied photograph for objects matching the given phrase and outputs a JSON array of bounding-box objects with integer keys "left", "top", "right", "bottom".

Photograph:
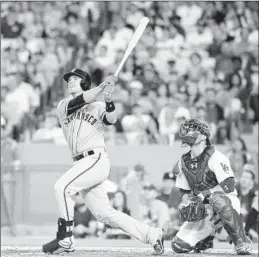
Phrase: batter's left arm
[
  {"left": 102, "top": 81, "right": 118, "bottom": 125},
  {"left": 103, "top": 102, "right": 118, "bottom": 125}
]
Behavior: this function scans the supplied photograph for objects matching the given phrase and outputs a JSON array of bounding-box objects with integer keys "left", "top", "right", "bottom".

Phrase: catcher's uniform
[{"left": 173, "top": 146, "right": 240, "bottom": 246}]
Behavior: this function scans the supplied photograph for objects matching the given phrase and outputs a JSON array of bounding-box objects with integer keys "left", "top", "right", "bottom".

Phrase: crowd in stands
[
  {"left": 1, "top": 2, "right": 258, "bottom": 146},
  {"left": 1, "top": 1, "right": 258, "bottom": 242}
]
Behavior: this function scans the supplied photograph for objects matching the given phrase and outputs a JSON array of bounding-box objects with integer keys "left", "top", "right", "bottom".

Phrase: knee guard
[
  {"left": 171, "top": 236, "right": 193, "bottom": 253},
  {"left": 209, "top": 191, "right": 247, "bottom": 245},
  {"left": 56, "top": 218, "right": 73, "bottom": 239}
]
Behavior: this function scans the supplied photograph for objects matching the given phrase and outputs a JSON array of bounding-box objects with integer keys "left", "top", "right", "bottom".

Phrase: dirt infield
[
  {"left": 1, "top": 246, "right": 259, "bottom": 257},
  {"left": 1, "top": 238, "right": 258, "bottom": 257}
]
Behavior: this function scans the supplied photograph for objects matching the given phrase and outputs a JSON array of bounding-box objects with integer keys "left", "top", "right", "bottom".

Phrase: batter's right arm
[
  {"left": 66, "top": 76, "right": 117, "bottom": 116},
  {"left": 82, "top": 75, "right": 117, "bottom": 104}
]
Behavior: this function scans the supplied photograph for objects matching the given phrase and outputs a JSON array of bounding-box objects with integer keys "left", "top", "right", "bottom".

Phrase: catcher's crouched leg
[
  {"left": 209, "top": 191, "right": 251, "bottom": 255},
  {"left": 171, "top": 236, "right": 193, "bottom": 253}
]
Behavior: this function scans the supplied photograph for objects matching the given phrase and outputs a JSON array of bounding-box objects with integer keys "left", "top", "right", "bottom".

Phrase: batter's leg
[
  {"left": 82, "top": 183, "right": 164, "bottom": 255},
  {"left": 43, "top": 152, "right": 109, "bottom": 254},
  {"left": 54, "top": 153, "right": 107, "bottom": 221}
]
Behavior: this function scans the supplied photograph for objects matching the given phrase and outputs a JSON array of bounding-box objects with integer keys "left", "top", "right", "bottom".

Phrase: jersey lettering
[
  {"left": 220, "top": 163, "right": 230, "bottom": 173},
  {"left": 64, "top": 110, "right": 97, "bottom": 127},
  {"left": 57, "top": 100, "right": 106, "bottom": 155}
]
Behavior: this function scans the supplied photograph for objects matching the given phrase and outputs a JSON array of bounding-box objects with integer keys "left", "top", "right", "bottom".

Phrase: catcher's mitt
[{"left": 179, "top": 197, "right": 208, "bottom": 222}]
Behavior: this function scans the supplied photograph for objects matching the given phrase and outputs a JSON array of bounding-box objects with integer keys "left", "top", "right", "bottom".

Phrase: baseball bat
[{"left": 114, "top": 17, "right": 149, "bottom": 77}]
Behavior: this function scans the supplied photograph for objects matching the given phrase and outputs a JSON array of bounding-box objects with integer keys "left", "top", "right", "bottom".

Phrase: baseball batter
[
  {"left": 171, "top": 119, "right": 252, "bottom": 255},
  {"left": 42, "top": 68, "right": 164, "bottom": 255}
]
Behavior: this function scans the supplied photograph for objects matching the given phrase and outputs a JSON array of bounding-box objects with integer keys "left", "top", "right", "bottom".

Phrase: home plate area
[{"left": 1, "top": 239, "right": 258, "bottom": 257}]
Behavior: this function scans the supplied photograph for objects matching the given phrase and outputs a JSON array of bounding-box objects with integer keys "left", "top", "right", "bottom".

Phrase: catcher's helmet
[
  {"left": 179, "top": 119, "right": 210, "bottom": 146},
  {"left": 63, "top": 68, "right": 91, "bottom": 91}
]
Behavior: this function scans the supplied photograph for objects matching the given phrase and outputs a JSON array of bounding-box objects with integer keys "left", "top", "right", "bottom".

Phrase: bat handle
[{"left": 114, "top": 68, "right": 120, "bottom": 78}]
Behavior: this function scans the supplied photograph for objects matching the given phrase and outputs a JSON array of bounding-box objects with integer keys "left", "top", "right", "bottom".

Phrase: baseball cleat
[
  {"left": 152, "top": 233, "right": 165, "bottom": 255},
  {"left": 235, "top": 241, "right": 252, "bottom": 255},
  {"left": 194, "top": 235, "right": 214, "bottom": 253},
  {"left": 42, "top": 238, "right": 75, "bottom": 254}
]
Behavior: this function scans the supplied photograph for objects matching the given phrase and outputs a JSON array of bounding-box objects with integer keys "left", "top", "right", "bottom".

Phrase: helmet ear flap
[{"left": 80, "top": 76, "right": 91, "bottom": 91}]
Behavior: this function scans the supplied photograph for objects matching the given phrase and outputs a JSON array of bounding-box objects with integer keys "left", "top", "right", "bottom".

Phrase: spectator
[
  {"left": 121, "top": 104, "right": 149, "bottom": 145},
  {"left": 157, "top": 172, "right": 182, "bottom": 210},
  {"left": 1, "top": 115, "right": 22, "bottom": 172},
  {"left": 157, "top": 172, "right": 182, "bottom": 239},
  {"left": 186, "top": 82, "right": 201, "bottom": 108},
  {"left": 120, "top": 164, "right": 148, "bottom": 220},
  {"left": 104, "top": 190, "right": 131, "bottom": 239},
  {"left": 186, "top": 52, "right": 207, "bottom": 83},
  {"left": 95, "top": 45, "right": 114, "bottom": 69},
  {"left": 204, "top": 87, "right": 224, "bottom": 123},
  {"left": 249, "top": 72, "right": 259, "bottom": 124},
  {"left": 236, "top": 165, "right": 258, "bottom": 241},
  {"left": 138, "top": 63, "right": 163, "bottom": 95},
  {"left": 141, "top": 183, "right": 170, "bottom": 236},
  {"left": 73, "top": 193, "right": 96, "bottom": 238},
  {"left": 227, "top": 137, "right": 253, "bottom": 181},
  {"left": 32, "top": 111, "right": 65, "bottom": 144},
  {"left": 1, "top": 6, "right": 24, "bottom": 39},
  {"left": 195, "top": 102, "right": 217, "bottom": 143},
  {"left": 1, "top": 82, "right": 18, "bottom": 138},
  {"left": 186, "top": 21, "right": 213, "bottom": 49}
]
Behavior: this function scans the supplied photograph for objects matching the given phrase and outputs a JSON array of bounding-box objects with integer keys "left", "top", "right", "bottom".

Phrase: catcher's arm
[{"left": 197, "top": 151, "right": 236, "bottom": 200}]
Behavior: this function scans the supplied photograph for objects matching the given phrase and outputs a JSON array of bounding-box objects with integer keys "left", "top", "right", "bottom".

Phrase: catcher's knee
[
  {"left": 171, "top": 236, "right": 192, "bottom": 253},
  {"left": 210, "top": 191, "right": 232, "bottom": 214}
]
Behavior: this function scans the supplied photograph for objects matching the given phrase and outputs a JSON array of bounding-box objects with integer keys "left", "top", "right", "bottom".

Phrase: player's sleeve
[
  {"left": 96, "top": 101, "right": 115, "bottom": 125},
  {"left": 174, "top": 160, "right": 191, "bottom": 191},
  {"left": 96, "top": 101, "right": 106, "bottom": 121},
  {"left": 57, "top": 98, "right": 70, "bottom": 122},
  {"left": 208, "top": 150, "right": 234, "bottom": 184}
]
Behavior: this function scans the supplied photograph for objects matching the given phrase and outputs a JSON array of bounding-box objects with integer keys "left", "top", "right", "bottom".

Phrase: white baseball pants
[
  {"left": 176, "top": 194, "right": 241, "bottom": 246},
  {"left": 54, "top": 148, "right": 160, "bottom": 245}
]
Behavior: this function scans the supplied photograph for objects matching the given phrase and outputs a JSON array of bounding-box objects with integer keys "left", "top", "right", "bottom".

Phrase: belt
[{"left": 73, "top": 150, "right": 95, "bottom": 162}]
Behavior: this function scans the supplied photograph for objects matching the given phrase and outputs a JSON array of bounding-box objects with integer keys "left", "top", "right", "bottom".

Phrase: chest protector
[{"left": 181, "top": 146, "right": 218, "bottom": 195}]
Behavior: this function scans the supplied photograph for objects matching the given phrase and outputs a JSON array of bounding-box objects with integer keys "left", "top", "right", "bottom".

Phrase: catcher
[{"left": 171, "top": 119, "right": 252, "bottom": 255}]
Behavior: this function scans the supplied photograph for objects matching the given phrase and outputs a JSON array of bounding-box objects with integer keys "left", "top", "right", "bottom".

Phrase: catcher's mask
[
  {"left": 63, "top": 68, "right": 91, "bottom": 91},
  {"left": 179, "top": 119, "right": 210, "bottom": 147}
]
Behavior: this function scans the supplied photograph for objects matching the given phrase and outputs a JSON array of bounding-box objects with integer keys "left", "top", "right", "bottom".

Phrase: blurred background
[{"left": 1, "top": 1, "right": 258, "bottom": 243}]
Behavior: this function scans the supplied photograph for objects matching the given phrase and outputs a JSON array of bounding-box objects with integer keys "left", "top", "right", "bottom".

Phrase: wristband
[{"left": 105, "top": 101, "right": 115, "bottom": 112}]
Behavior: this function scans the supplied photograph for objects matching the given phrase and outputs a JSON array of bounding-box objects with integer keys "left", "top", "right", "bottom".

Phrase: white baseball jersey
[
  {"left": 57, "top": 97, "right": 106, "bottom": 156},
  {"left": 175, "top": 150, "right": 238, "bottom": 196},
  {"left": 174, "top": 149, "right": 241, "bottom": 247}
]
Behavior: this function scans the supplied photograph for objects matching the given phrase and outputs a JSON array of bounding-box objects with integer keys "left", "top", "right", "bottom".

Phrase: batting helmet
[
  {"left": 63, "top": 68, "right": 91, "bottom": 91},
  {"left": 179, "top": 119, "right": 210, "bottom": 146}
]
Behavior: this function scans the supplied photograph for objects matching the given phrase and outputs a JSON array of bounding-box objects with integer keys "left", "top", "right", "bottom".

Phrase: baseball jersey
[
  {"left": 57, "top": 97, "right": 106, "bottom": 156},
  {"left": 174, "top": 149, "right": 237, "bottom": 196}
]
